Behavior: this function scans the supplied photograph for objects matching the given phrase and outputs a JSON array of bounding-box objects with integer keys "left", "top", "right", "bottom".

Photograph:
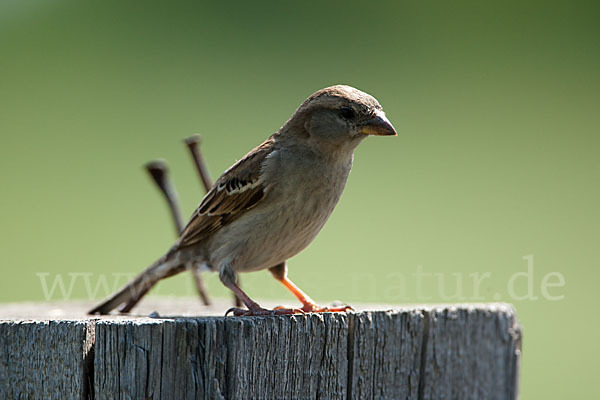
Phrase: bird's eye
[{"left": 339, "top": 107, "right": 355, "bottom": 120}]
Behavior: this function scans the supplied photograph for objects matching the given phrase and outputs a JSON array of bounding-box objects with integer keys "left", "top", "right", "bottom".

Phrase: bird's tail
[{"left": 88, "top": 252, "right": 185, "bottom": 315}]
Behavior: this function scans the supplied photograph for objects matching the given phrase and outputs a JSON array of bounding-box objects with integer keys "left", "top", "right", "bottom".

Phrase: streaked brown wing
[{"left": 177, "top": 137, "right": 275, "bottom": 248}]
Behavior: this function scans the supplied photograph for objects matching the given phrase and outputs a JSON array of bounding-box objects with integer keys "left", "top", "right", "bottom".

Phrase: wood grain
[{"left": 0, "top": 302, "right": 521, "bottom": 399}]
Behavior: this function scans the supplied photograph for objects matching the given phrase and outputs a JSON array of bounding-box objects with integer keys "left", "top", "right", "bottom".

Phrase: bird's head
[{"left": 279, "top": 85, "right": 397, "bottom": 152}]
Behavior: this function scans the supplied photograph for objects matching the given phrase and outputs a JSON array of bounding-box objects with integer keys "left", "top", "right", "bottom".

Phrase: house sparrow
[{"left": 89, "top": 85, "right": 397, "bottom": 316}]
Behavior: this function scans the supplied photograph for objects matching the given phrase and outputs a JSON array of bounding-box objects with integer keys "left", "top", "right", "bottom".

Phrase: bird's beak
[{"left": 361, "top": 110, "right": 397, "bottom": 136}]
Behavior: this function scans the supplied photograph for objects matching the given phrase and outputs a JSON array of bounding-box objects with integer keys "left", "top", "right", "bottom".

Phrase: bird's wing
[{"left": 177, "top": 137, "right": 276, "bottom": 248}]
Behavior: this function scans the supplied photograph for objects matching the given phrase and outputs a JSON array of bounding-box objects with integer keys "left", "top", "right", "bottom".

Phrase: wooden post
[{"left": 0, "top": 302, "right": 521, "bottom": 399}]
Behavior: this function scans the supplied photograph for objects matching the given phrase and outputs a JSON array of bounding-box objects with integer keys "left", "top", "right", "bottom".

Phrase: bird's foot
[
  {"left": 300, "top": 303, "right": 354, "bottom": 313},
  {"left": 225, "top": 306, "right": 305, "bottom": 317}
]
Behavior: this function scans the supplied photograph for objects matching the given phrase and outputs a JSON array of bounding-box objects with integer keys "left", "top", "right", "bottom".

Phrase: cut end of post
[
  {"left": 144, "top": 159, "right": 168, "bottom": 183},
  {"left": 184, "top": 134, "right": 202, "bottom": 146},
  {"left": 183, "top": 134, "right": 213, "bottom": 191}
]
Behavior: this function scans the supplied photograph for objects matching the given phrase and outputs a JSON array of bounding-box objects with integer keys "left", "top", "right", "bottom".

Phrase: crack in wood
[
  {"left": 82, "top": 320, "right": 96, "bottom": 400},
  {"left": 0, "top": 304, "right": 521, "bottom": 400},
  {"left": 417, "top": 310, "right": 430, "bottom": 400}
]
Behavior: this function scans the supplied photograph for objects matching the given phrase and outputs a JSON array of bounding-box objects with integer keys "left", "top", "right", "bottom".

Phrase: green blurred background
[{"left": 1, "top": 0, "right": 598, "bottom": 397}]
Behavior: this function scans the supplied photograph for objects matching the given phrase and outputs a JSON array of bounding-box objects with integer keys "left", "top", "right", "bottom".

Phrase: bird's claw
[
  {"left": 224, "top": 303, "right": 353, "bottom": 317},
  {"left": 273, "top": 305, "right": 306, "bottom": 314},
  {"left": 301, "top": 304, "right": 354, "bottom": 313}
]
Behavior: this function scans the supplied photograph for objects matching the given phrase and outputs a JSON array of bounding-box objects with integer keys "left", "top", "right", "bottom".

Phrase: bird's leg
[
  {"left": 220, "top": 264, "right": 303, "bottom": 316},
  {"left": 269, "top": 262, "right": 353, "bottom": 313}
]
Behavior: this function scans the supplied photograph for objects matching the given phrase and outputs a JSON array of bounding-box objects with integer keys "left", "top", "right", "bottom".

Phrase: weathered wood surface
[
  {"left": 0, "top": 301, "right": 521, "bottom": 400},
  {"left": 0, "top": 320, "right": 92, "bottom": 399}
]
